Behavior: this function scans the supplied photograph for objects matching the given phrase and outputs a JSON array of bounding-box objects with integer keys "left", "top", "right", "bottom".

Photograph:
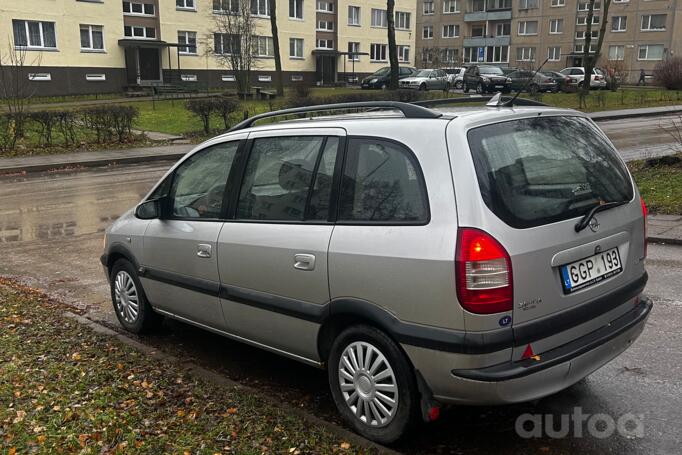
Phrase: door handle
[
  {"left": 197, "top": 244, "right": 212, "bottom": 258},
  {"left": 294, "top": 253, "right": 316, "bottom": 271}
]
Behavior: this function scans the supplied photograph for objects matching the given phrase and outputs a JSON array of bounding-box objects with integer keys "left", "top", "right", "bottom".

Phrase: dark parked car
[
  {"left": 463, "top": 65, "right": 512, "bottom": 94},
  {"left": 501, "top": 67, "right": 518, "bottom": 76},
  {"left": 541, "top": 71, "right": 574, "bottom": 92},
  {"left": 507, "top": 70, "right": 559, "bottom": 93},
  {"left": 361, "top": 66, "right": 417, "bottom": 89}
]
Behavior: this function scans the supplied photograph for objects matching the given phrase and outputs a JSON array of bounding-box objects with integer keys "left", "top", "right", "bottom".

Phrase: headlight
[
  {"left": 370, "top": 78, "right": 378, "bottom": 83},
  {"left": 506, "top": 78, "right": 512, "bottom": 83},
  {"left": 481, "top": 77, "right": 490, "bottom": 83}
]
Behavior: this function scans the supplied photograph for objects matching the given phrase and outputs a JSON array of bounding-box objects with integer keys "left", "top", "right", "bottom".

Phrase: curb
[
  {"left": 63, "top": 311, "right": 401, "bottom": 455},
  {"left": 589, "top": 107, "right": 682, "bottom": 122},
  {"left": 647, "top": 236, "right": 682, "bottom": 246}
]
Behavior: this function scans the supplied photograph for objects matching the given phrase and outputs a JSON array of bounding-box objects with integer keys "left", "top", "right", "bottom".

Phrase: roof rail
[
  {"left": 413, "top": 95, "right": 548, "bottom": 108},
  {"left": 227, "top": 101, "right": 442, "bottom": 132}
]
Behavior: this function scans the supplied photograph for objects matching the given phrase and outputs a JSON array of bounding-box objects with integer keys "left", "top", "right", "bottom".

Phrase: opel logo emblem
[{"left": 589, "top": 217, "right": 600, "bottom": 233}]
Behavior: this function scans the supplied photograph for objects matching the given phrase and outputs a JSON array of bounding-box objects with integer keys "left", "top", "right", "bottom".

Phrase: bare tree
[
  {"left": 581, "top": 0, "right": 612, "bottom": 97},
  {"left": 269, "top": 0, "right": 284, "bottom": 96},
  {"left": 211, "top": 0, "right": 258, "bottom": 94},
  {"left": 0, "top": 44, "right": 40, "bottom": 149},
  {"left": 387, "top": 0, "right": 399, "bottom": 90}
]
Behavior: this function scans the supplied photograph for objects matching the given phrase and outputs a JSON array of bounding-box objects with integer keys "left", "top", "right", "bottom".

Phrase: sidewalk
[
  {"left": 589, "top": 104, "right": 682, "bottom": 121},
  {"left": 648, "top": 215, "right": 682, "bottom": 245}
]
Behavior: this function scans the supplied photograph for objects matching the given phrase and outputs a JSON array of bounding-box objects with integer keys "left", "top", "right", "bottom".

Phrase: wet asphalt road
[{"left": 1, "top": 117, "right": 681, "bottom": 454}]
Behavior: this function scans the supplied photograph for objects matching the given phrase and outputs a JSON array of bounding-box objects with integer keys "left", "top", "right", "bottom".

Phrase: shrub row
[{"left": 186, "top": 97, "right": 239, "bottom": 134}]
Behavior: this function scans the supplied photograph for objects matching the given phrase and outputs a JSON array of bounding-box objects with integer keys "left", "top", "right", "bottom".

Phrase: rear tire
[
  {"left": 454, "top": 80, "right": 463, "bottom": 90},
  {"left": 328, "top": 325, "right": 418, "bottom": 444},
  {"left": 476, "top": 82, "right": 484, "bottom": 94},
  {"left": 110, "top": 259, "right": 162, "bottom": 334}
]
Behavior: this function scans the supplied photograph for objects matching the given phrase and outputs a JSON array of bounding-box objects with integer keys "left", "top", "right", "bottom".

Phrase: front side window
[
  {"left": 13, "top": 20, "right": 56, "bottom": 49},
  {"left": 170, "top": 142, "right": 239, "bottom": 219},
  {"left": 338, "top": 138, "right": 428, "bottom": 223},
  {"left": 237, "top": 136, "right": 327, "bottom": 221},
  {"left": 467, "top": 117, "right": 633, "bottom": 229},
  {"left": 80, "top": 25, "right": 104, "bottom": 51}
]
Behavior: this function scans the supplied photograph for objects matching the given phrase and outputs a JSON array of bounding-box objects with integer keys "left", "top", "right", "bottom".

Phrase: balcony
[
  {"left": 464, "top": 10, "right": 512, "bottom": 22},
  {"left": 463, "top": 35, "right": 510, "bottom": 47}
]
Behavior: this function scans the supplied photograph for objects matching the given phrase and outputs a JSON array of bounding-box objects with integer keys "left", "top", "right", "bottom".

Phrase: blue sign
[{"left": 478, "top": 47, "right": 485, "bottom": 62}]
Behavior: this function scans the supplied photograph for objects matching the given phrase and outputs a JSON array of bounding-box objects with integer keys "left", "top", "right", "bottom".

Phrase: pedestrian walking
[{"left": 638, "top": 69, "right": 646, "bottom": 86}]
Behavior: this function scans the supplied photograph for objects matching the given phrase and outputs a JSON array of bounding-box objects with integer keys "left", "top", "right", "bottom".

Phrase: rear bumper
[{"left": 409, "top": 296, "right": 651, "bottom": 405}]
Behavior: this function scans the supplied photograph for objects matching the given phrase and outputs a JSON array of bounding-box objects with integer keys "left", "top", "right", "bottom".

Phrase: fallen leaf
[
  {"left": 12, "top": 410, "right": 26, "bottom": 423},
  {"left": 37, "top": 435, "right": 46, "bottom": 444},
  {"left": 8, "top": 448, "right": 16, "bottom": 455},
  {"left": 71, "top": 353, "right": 81, "bottom": 361},
  {"left": 227, "top": 407, "right": 238, "bottom": 415},
  {"left": 340, "top": 442, "right": 351, "bottom": 450}
]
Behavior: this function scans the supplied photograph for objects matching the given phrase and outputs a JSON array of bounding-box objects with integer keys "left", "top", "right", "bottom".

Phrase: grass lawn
[
  {"left": 629, "top": 153, "right": 682, "bottom": 215},
  {"left": 0, "top": 282, "right": 371, "bottom": 454}
]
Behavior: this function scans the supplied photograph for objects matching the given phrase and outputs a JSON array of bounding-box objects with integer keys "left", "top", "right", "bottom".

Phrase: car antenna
[{"left": 503, "top": 57, "right": 550, "bottom": 107}]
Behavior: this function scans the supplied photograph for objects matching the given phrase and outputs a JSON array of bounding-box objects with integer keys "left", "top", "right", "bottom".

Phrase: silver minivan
[{"left": 101, "top": 99, "right": 651, "bottom": 443}]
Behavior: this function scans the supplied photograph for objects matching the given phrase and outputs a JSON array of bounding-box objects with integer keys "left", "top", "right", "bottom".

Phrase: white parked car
[
  {"left": 399, "top": 69, "right": 450, "bottom": 91},
  {"left": 560, "top": 67, "right": 607, "bottom": 89},
  {"left": 443, "top": 67, "right": 465, "bottom": 88}
]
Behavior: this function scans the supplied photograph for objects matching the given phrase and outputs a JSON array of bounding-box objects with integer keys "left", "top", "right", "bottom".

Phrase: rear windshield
[
  {"left": 479, "top": 66, "right": 504, "bottom": 75},
  {"left": 467, "top": 116, "right": 633, "bottom": 228}
]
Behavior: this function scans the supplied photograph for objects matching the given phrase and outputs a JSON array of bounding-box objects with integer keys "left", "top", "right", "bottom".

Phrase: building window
[
  {"left": 471, "top": 24, "right": 486, "bottom": 37},
  {"left": 371, "top": 9, "right": 387, "bottom": 28},
  {"left": 176, "top": 0, "right": 196, "bottom": 10},
  {"left": 181, "top": 74, "right": 198, "bottom": 82},
  {"left": 255, "top": 36, "right": 274, "bottom": 56},
  {"left": 551, "top": 0, "right": 565, "bottom": 6},
  {"left": 291, "top": 74, "right": 304, "bottom": 82},
  {"left": 423, "top": 1, "right": 434, "bottom": 15},
  {"left": 258, "top": 75, "right": 271, "bottom": 82},
  {"left": 289, "top": 0, "right": 303, "bottom": 19},
  {"left": 443, "top": 0, "right": 459, "bottom": 14},
  {"left": 548, "top": 46, "right": 561, "bottom": 61},
  {"left": 575, "top": 30, "right": 599, "bottom": 39},
  {"left": 316, "top": 1, "right": 333, "bottom": 12},
  {"left": 251, "top": 0, "right": 270, "bottom": 16},
  {"left": 214, "top": 33, "right": 240, "bottom": 54},
  {"left": 317, "top": 39, "right": 333, "bottom": 49},
  {"left": 348, "top": 6, "right": 360, "bottom": 25},
  {"left": 395, "top": 12, "right": 411, "bottom": 30},
  {"left": 638, "top": 44, "right": 664, "bottom": 60},
  {"left": 488, "top": 0, "right": 510, "bottom": 10},
  {"left": 577, "top": 1, "right": 600, "bottom": 11},
  {"left": 86, "top": 74, "right": 106, "bottom": 82},
  {"left": 80, "top": 25, "right": 104, "bottom": 51},
  {"left": 574, "top": 43, "right": 597, "bottom": 53},
  {"left": 608, "top": 45, "right": 624, "bottom": 61},
  {"left": 370, "top": 43, "right": 387, "bottom": 61},
  {"left": 516, "top": 46, "right": 536, "bottom": 61},
  {"left": 213, "top": 0, "right": 239, "bottom": 13},
  {"left": 519, "top": 0, "right": 538, "bottom": 10},
  {"left": 441, "top": 48, "right": 459, "bottom": 64},
  {"left": 178, "top": 31, "right": 197, "bottom": 54},
  {"left": 317, "top": 20, "right": 334, "bottom": 31},
  {"left": 518, "top": 21, "right": 538, "bottom": 35},
  {"left": 124, "top": 25, "right": 156, "bottom": 39},
  {"left": 577, "top": 15, "right": 599, "bottom": 25},
  {"left": 422, "top": 25, "right": 433, "bottom": 39},
  {"left": 612, "top": 15, "right": 627, "bottom": 32},
  {"left": 442, "top": 24, "right": 459, "bottom": 38},
  {"left": 486, "top": 45, "right": 509, "bottom": 63},
  {"left": 348, "top": 41, "right": 360, "bottom": 61},
  {"left": 496, "top": 22, "right": 510, "bottom": 36},
  {"left": 641, "top": 14, "right": 666, "bottom": 31},
  {"left": 12, "top": 20, "right": 57, "bottom": 49},
  {"left": 28, "top": 73, "right": 52, "bottom": 81},
  {"left": 549, "top": 19, "right": 563, "bottom": 34},
  {"left": 123, "top": 1, "right": 155, "bottom": 16},
  {"left": 398, "top": 45, "right": 410, "bottom": 62},
  {"left": 289, "top": 38, "right": 303, "bottom": 58}
]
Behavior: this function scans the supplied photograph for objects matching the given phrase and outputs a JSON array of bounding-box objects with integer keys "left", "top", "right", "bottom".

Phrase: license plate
[
  {"left": 495, "top": 85, "right": 503, "bottom": 88},
  {"left": 560, "top": 247, "right": 622, "bottom": 294}
]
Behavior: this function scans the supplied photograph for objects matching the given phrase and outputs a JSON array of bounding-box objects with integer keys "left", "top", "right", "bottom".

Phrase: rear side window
[
  {"left": 338, "top": 138, "right": 428, "bottom": 223},
  {"left": 467, "top": 116, "right": 633, "bottom": 229}
]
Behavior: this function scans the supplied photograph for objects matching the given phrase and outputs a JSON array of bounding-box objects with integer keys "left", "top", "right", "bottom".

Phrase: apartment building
[
  {"left": 0, "top": 0, "right": 415, "bottom": 96},
  {"left": 415, "top": 0, "right": 682, "bottom": 81}
]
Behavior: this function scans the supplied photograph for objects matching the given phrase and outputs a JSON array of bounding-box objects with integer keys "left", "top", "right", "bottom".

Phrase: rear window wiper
[{"left": 574, "top": 200, "right": 629, "bottom": 232}]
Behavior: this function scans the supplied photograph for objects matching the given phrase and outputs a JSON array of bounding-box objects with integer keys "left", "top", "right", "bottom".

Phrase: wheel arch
[{"left": 105, "top": 243, "right": 140, "bottom": 278}]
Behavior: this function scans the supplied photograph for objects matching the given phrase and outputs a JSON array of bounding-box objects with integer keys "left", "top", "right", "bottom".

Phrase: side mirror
[{"left": 135, "top": 198, "right": 162, "bottom": 219}]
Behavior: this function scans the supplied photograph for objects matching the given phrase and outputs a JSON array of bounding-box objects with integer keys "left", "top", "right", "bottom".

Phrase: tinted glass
[
  {"left": 307, "top": 138, "right": 340, "bottom": 221},
  {"left": 479, "top": 66, "right": 504, "bottom": 75},
  {"left": 170, "top": 142, "right": 239, "bottom": 219},
  {"left": 237, "top": 136, "right": 324, "bottom": 221},
  {"left": 467, "top": 116, "right": 634, "bottom": 229},
  {"left": 339, "top": 138, "right": 428, "bottom": 223}
]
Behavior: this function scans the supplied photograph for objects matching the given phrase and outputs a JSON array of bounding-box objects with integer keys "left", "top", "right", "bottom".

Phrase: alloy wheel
[{"left": 114, "top": 271, "right": 140, "bottom": 324}]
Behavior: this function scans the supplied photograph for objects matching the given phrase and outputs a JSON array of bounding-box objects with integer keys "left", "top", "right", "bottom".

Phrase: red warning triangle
[{"left": 521, "top": 344, "right": 535, "bottom": 360}]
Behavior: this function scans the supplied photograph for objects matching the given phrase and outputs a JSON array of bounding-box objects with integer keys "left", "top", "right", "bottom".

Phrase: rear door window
[
  {"left": 338, "top": 138, "right": 428, "bottom": 223},
  {"left": 467, "top": 116, "right": 633, "bottom": 228}
]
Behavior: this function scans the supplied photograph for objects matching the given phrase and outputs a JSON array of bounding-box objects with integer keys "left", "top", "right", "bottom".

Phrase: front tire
[
  {"left": 419, "top": 83, "right": 427, "bottom": 91},
  {"left": 476, "top": 82, "right": 484, "bottom": 94},
  {"left": 454, "top": 80, "right": 463, "bottom": 90},
  {"left": 328, "top": 325, "right": 418, "bottom": 444},
  {"left": 110, "top": 259, "right": 162, "bottom": 334}
]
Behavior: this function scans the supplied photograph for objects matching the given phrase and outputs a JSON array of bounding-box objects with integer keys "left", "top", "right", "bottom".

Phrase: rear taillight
[
  {"left": 544, "top": 78, "right": 553, "bottom": 83},
  {"left": 455, "top": 228, "right": 513, "bottom": 314},
  {"left": 641, "top": 197, "right": 648, "bottom": 258}
]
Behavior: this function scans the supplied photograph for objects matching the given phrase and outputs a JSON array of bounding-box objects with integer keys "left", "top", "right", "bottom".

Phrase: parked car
[
  {"left": 102, "top": 99, "right": 651, "bottom": 444},
  {"left": 451, "top": 67, "right": 467, "bottom": 89},
  {"left": 463, "top": 65, "right": 512, "bottom": 93},
  {"left": 399, "top": 68, "right": 449, "bottom": 91},
  {"left": 501, "top": 67, "right": 519, "bottom": 76},
  {"left": 560, "top": 67, "right": 607, "bottom": 89},
  {"left": 541, "top": 70, "right": 574, "bottom": 92},
  {"left": 360, "top": 66, "right": 417, "bottom": 89},
  {"left": 442, "top": 67, "right": 464, "bottom": 86},
  {"left": 507, "top": 70, "right": 559, "bottom": 93}
]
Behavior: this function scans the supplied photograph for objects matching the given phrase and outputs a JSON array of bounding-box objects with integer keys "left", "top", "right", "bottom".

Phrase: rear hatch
[{"left": 464, "top": 115, "right": 646, "bottom": 356}]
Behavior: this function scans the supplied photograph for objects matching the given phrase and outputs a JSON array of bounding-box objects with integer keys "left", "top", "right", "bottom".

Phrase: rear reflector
[
  {"left": 641, "top": 197, "right": 648, "bottom": 258},
  {"left": 455, "top": 228, "right": 513, "bottom": 314}
]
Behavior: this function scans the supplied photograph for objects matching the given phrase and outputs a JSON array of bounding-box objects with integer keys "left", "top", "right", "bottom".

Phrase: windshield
[
  {"left": 415, "top": 70, "right": 432, "bottom": 77},
  {"left": 372, "top": 67, "right": 390, "bottom": 76},
  {"left": 479, "top": 66, "right": 504, "bottom": 75},
  {"left": 467, "top": 116, "right": 633, "bottom": 228}
]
